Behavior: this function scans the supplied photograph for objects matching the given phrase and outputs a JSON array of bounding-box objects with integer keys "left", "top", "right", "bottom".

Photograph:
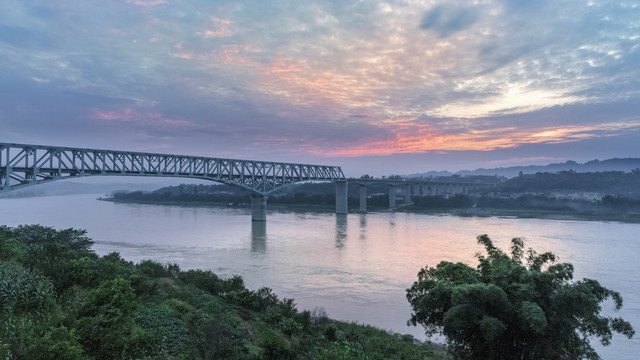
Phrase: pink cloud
[
  {"left": 126, "top": 0, "right": 168, "bottom": 6},
  {"left": 205, "top": 29, "right": 231, "bottom": 37},
  {"left": 319, "top": 121, "right": 640, "bottom": 157},
  {"left": 201, "top": 15, "right": 232, "bottom": 37},
  {"left": 91, "top": 108, "right": 195, "bottom": 129}
]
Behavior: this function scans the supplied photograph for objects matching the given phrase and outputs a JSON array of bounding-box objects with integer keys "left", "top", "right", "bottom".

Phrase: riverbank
[
  {"left": 1, "top": 224, "right": 447, "bottom": 359},
  {"left": 399, "top": 206, "right": 640, "bottom": 223},
  {"left": 101, "top": 196, "right": 640, "bottom": 223}
]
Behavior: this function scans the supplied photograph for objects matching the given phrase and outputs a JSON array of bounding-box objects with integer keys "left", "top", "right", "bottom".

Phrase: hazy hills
[{"left": 410, "top": 158, "right": 640, "bottom": 179}]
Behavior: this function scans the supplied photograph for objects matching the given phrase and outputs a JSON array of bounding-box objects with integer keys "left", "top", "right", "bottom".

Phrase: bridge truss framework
[
  {"left": 1, "top": 142, "right": 497, "bottom": 221},
  {"left": 0, "top": 142, "right": 346, "bottom": 220}
]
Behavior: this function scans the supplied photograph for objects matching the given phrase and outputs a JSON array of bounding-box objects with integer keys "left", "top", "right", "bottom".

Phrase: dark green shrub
[
  {"left": 135, "top": 304, "right": 190, "bottom": 356},
  {"left": 26, "top": 326, "right": 87, "bottom": 360}
]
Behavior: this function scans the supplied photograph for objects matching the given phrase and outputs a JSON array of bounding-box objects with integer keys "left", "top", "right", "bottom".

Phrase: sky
[{"left": 1, "top": 0, "right": 639, "bottom": 177}]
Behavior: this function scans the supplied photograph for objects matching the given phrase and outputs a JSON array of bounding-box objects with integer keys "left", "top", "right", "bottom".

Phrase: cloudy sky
[{"left": 1, "top": 0, "right": 639, "bottom": 176}]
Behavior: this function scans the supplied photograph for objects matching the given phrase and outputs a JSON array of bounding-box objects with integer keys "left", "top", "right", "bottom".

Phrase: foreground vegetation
[
  {"left": 0, "top": 225, "right": 443, "bottom": 360},
  {"left": 407, "top": 235, "right": 635, "bottom": 359}
]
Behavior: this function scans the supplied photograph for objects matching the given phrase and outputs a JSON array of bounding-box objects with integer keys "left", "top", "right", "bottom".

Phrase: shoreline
[{"left": 100, "top": 197, "right": 640, "bottom": 224}]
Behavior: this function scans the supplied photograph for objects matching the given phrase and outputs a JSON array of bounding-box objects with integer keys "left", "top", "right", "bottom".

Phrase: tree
[
  {"left": 12, "top": 225, "right": 99, "bottom": 294},
  {"left": 406, "top": 234, "right": 635, "bottom": 360},
  {"left": 26, "top": 326, "right": 88, "bottom": 360},
  {"left": 75, "top": 277, "right": 140, "bottom": 359}
]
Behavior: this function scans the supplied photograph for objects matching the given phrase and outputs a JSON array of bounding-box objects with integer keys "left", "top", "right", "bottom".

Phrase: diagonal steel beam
[{"left": 0, "top": 142, "right": 346, "bottom": 195}]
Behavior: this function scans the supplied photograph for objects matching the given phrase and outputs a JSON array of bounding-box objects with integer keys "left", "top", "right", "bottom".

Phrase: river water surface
[{"left": 1, "top": 194, "right": 638, "bottom": 359}]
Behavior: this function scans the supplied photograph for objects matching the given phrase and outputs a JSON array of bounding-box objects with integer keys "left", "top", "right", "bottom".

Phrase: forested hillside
[{"left": 493, "top": 170, "right": 640, "bottom": 196}]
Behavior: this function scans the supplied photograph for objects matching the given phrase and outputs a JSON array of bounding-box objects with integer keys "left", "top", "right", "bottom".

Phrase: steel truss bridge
[
  {"left": 1, "top": 142, "right": 496, "bottom": 221},
  {"left": 0, "top": 142, "right": 345, "bottom": 201}
]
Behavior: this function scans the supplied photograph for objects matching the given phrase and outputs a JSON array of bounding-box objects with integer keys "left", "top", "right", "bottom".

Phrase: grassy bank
[{"left": 1, "top": 224, "right": 446, "bottom": 360}]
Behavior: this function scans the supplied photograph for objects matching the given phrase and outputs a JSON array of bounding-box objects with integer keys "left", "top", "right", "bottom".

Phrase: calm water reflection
[
  {"left": 1, "top": 194, "right": 638, "bottom": 359},
  {"left": 251, "top": 221, "right": 267, "bottom": 253}
]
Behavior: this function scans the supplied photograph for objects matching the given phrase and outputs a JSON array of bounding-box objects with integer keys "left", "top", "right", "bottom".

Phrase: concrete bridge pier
[
  {"left": 359, "top": 184, "right": 367, "bottom": 213},
  {"left": 405, "top": 184, "right": 412, "bottom": 204},
  {"left": 335, "top": 181, "right": 348, "bottom": 214},
  {"left": 251, "top": 195, "right": 268, "bottom": 221},
  {"left": 389, "top": 185, "right": 396, "bottom": 208}
]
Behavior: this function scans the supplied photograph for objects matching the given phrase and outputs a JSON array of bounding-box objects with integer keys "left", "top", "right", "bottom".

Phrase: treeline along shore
[{"left": 106, "top": 170, "right": 640, "bottom": 222}]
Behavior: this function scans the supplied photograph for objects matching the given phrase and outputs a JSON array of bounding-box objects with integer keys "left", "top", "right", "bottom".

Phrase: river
[{"left": 1, "top": 193, "right": 638, "bottom": 359}]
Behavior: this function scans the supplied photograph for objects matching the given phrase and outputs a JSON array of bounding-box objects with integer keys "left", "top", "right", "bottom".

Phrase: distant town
[{"left": 98, "top": 157, "right": 640, "bottom": 222}]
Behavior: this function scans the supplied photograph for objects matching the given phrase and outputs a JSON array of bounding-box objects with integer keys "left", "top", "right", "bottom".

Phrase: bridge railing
[{"left": 0, "top": 143, "right": 345, "bottom": 194}]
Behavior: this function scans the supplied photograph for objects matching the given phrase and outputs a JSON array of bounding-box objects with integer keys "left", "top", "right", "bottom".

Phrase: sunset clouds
[{"left": 1, "top": 0, "right": 639, "bottom": 175}]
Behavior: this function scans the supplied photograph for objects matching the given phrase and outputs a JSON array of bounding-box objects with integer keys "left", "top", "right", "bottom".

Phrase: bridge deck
[{"left": 0, "top": 142, "right": 345, "bottom": 194}]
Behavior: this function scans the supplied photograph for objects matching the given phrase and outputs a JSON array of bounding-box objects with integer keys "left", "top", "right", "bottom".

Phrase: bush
[
  {"left": 135, "top": 304, "right": 190, "bottom": 356},
  {"left": 407, "top": 234, "right": 635, "bottom": 359},
  {"left": 26, "top": 326, "right": 87, "bottom": 360}
]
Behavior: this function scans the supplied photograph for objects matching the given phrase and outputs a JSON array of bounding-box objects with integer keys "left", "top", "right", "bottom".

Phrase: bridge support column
[
  {"left": 405, "top": 184, "right": 412, "bottom": 204},
  {"left": 389, "top": 185, "right": 396, "bottom": 208},
  {"left": 359, "top": 184, "right": 367, "bottom": 213},
  {"left": 335, "top": 181, "right": 348, "bottom": 214},
  {"left": 251, "top": 195, "right": 268, "bottom": 221}
]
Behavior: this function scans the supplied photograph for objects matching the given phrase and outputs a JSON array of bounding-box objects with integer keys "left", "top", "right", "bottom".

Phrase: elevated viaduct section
[{"left": 341, "top": 178, "right": 495, "bottom": 213}]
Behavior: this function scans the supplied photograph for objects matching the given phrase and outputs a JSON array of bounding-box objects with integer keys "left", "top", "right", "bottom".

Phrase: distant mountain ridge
[{"left": 410, "top": 158, "right": 640, "bottom": 179}]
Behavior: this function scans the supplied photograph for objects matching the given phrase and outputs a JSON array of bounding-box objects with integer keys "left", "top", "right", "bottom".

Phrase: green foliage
[
  {"left": 26, "top": 325, "right": 87, "bottom": 360},
  {"left": 12, "top": 225, "right": 94, "bottom": 254},
  {"left": 256, "top": 323, "right": 294, "bottom": 360},
  {"left": 226, "top": 286, "right": 281, "bottom": 312},
  {"left": 75, "top": 277, "right": 140, "bottom": 359},
  {"left": 0, "top": 224, "right": 443, "bottom": 360},
  {"left": 413, "top": 194, "right": 473, "bottom": 209},
  {"left": 135, "top": 304, "right": 190, "bottom": 356},
  {"left": 317, "top": 340, "right": 369, "bottom": 360},
  {"left": 317, "top": 321, "right": 440, "bottom": 360},
  {"left": 96, "top": 252, "right": 137, "bottom": 281},
  {"left": 602, "top": 194, "right": 640, "bottom": 209},
  {"left": 180, "top": 269, "right": 245, "bottom": 296},
  {"left": 198, "top": 312, "right": 248, "bottom": 359},
  {"left": 137, "top": 259, "right": 180, "bottom": 279},
  {"left": 407, "top": 234, "right": 635, "bottom": 359},
  {"left": 0, "top": 261, "right": 61, "bottom": 358},
  {"left": 3, "top": 225, "right": 99, "bottom": 294},
  {"left": 0, "top": 227, "right": 26, "bottom": 263},
  {"left": 497, "top": 170, "right": 640, "bottom": 194},
  {"left": 0, "top": 261, "right": 57, "bottom": 314}
]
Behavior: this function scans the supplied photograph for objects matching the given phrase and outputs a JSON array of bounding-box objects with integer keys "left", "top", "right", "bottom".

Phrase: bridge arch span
[{"left": 1, "top": 143, "right": 346, "bottom": 220}]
